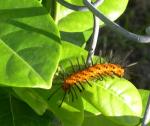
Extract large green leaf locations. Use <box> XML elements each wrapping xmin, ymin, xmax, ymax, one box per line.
<box><xmin>56</xmin><ymin>0</ymin><xmax>129</xmax><ymax>32</ymax></box>
<box><xmin>82</xmin><ymin>77</ymin><xmax>142</xmax><ymax>126</ymax></box>
<box><xmin>0</xmin><ymin>0</ymin><xmax>61</xmax><ymax>89</ymax></box>
<box><xmin>0</xmin><ymin>88</ymin><xmax>56</xmax><ymax>126</ymax></box>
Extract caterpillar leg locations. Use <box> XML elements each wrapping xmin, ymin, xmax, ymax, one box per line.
<box><xmin>59</xmin><ymin>91</ymin><xmax>67</xmax><ymax>107</ymax></box>
<box><xmin>48</xmin><ymin>86</ymin><xmax>61</xmax><ymax>100</ymax></box>
<box><xmin>76</xmin><ymin>57</ymin><xmax>81</xmax><ymax>70</ymax></box>
<box><xmin>81</xmin><ymin>56</ymin><xmax>88</xmax><ymax>68</ymax></box>
<box><xmin>68</xmin><ymin>88</ymin><xmax>74</xmax><ymax>102</ymax></box>
<box><xmin>98</xmin><ymin>74</ymin><xmax>103</xmax><ymax>81</ymax></box>
<box><xmin>72</xmin><ymin>86</ymin><xmax>78</xmax><ymax>99</ymax></box>
<box><xmin>69</xmin><ymin>59</ymin><xmax>76</xmax><ymax>72</ymax></box>
<box><xmin>85</xmin><ymin>79</ymin><xmax>92</xmax><ymax>87</ymax></box>
<box><xmin>59</xmin><ymin>64</ymin><xmax>69</xmax><ymax>77</ymax></box>
<box><xmin>78</xmin><ymin>81</ymin><xmax>85</xmax><ymax>90</ymax></box>
<box><xmin>105</xmin><ymin>72</ymin><xmax>114</xmax><ymax>78</ymax></box>
<box><xmin>75</xmin><ymin>83</ymin><xmax>82</xmax><ymax>92</ymax></box>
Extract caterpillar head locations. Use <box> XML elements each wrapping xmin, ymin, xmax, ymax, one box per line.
<box><xmin>62</xmin><ymin>83</ymin><xmax>70</xmax><ymax>92</ymax></box>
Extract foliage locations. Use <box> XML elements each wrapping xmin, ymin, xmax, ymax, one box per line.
<box><xmin>0</xmin><ymin>0</ymin><xmax>149</xmax><ymax>126</ymax></box>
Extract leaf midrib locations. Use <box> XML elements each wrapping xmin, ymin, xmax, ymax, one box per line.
<box><xmin>0</xmin><ymin>39</ymin><xmax>47</xmax><ymax>84</ymax></box>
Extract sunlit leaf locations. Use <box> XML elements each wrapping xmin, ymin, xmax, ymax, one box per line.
<box><xmin>0</xmin><ymin>0</ymin><xmax>61</xmax><ymax>89</ymax></box>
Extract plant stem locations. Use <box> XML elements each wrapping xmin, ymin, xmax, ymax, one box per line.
<box><xmin>86</xmin><ymin>15</ymin><xmax>100</xmax><ymax>65</ymax></box>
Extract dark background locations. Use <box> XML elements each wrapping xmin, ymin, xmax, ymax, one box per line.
<box><xmin>96</xmin><ymin>0</ymin><xmax>150</xmax><ymax>89</ymax></box>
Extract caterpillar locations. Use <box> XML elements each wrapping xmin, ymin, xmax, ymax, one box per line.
<box><xmin>48</xmin><ymin>51</ymin><xmax>135</xmax><ymax>107</ymax></box>
<box><xmin>62</xmin><ymin>63</ymin><xmax>124</xmax><ymax>91</ymax></box>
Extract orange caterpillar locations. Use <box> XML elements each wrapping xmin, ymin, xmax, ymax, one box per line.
<box><xmin>48</xmin><ymin>49</ymin><xmax>136</xmax><ymax>107</ymax></box>
<box><xmin>62</xmin><ymin>63</ymin><xmax>124</xmax><ymax>91</ymax></box>
<box><xmin>48</xmin><ymin>59</ymin><xmax>125</xmax><ymax>107</ymax></box>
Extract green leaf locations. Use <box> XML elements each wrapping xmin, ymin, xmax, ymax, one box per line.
<box><xmin>12</xmin><ymin>86</ymin><xmax>84</xmax><ymax>126</ymax></box>
<box><xmin>83</xmin><ymin>98</ymin><xmax>121</xmax><ymax>126</ymax></box>
<box><xmin>60</xmin><ymin>30</ymin><xmax>92</xmax><ymax>47</ymax></box>
<box><xmin>47</xmin><ymin>85</ymin><xmax>84</xmax><ymax>126</ymax></box>
<box><xmin>0</xmin><ymin>0</ymin><xmax>61</xmax><ymax>89</ymax></box>
<box><xmin>139</xmin><ymin>89</ymin><xmax>150</xmax><ymax>124</ymax></box>
<box><xmin>41</xmin><ymin>0</ymin><xmax>52</xmax><ymax>12</ymax></box>
<box><xmin>83</xmin><ymin>112</ymin><xmax>121</xmax><ymax>126</ymax></box>
<box><xmin>0</xmin><ymin>88</ymin><xmax>56</xmax><ymax>126</ymax></box>
<box><xmin>60</xmin><ymin>30</ymin><xmax>90</xmax><ymax>61</ymax></box>
<box><xmin>60</xmin><ymin>41</ymin><xmax>87</xmax><ymax>60</ymax></box>
<box><xmin>42</xmin><ymin>0</ymin><xmax>56</xmax><ymax>19</ymax></box>
<box><xmin>139</xmin><ymin>89</ymin><xmax>150</xmax><ymax>116</ymax></box>
<box><xmin>57</xmin><ymin>0</ymin><xmax>129</xmax><ymax>32</ymax></box>
<box><xmin>82</xmin><ymin>77</ymin><xmax>142</xmax><ymax>126</ymax></box>
<box><xmin>13</xmin><ymin>88</ymin><xmax>48</xmax><ymax>115</ymax></box>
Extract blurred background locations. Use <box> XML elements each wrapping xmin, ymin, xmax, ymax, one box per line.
<box><xmin>96</xmin><ymin>0</ymin><xmax>150</xmax><ymax>89</ymax></box>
